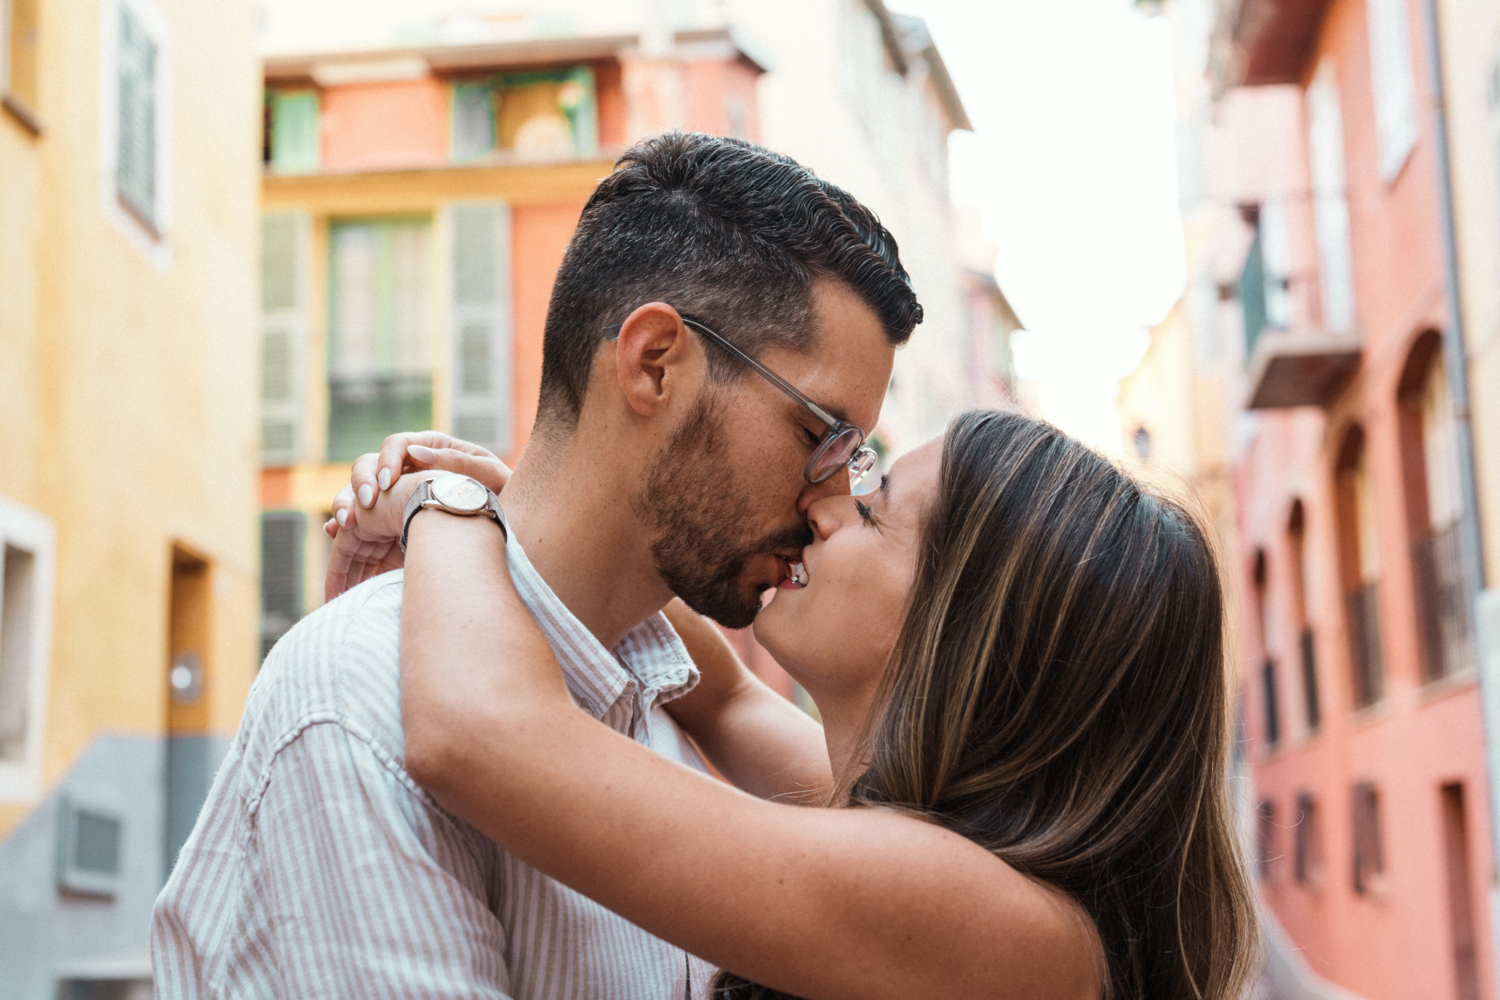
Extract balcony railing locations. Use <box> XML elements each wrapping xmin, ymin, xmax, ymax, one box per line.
<box><xmin>1412</xmin><ymin>522</ymin><xmax>1476</xmax><ymax>681</ymax></box>
<box><xmin>328</xmin><ymin>372</ymin><xmax>433</xmax><ymax>462</ymax></box>
<box><xmin>1347</xmin><ymin>582</ymin><xmax>1384</xmax><ymax>708</ymax></box>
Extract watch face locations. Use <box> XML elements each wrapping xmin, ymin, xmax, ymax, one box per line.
<box><xmin>430</xmin><ymin>473</ymin><xmax>489</xmax><ymax>513</ymax></box>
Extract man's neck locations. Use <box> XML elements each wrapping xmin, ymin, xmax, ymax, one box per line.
<box><xmin>499</xmin><ymin>430</ymin><xmax>675</xmax><ymax>651</ymax></box>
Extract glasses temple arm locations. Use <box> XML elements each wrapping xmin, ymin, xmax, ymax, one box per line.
<box><xmin>679</xmin><ymin>318</ymin><xmax>843</xmax><ymax>428</ymax></box>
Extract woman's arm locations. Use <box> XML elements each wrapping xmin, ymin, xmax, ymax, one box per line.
<box><xmin>659</xmin><ymin>600</ymin><xmax>832</xmax><ymax>804</ymax></box>
<box><xmin>400</xmin><ymin>511</ymin><xmax>1098</xmax><ymax>1000</ymax></box>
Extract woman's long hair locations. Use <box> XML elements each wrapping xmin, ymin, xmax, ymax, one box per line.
<box><xmin>715</xmin><ymin>410</ymin><xmax>1259</xmax><ymax>1000</ymax></box>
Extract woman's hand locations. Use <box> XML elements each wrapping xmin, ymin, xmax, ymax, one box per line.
<box><xmin>323</xmin><ymin>471</ymin><xmax>435</xmax><ymax>602</ymax></box>
<box><xmin>326</xmin><ymin>431</ymin><xmax>511</xmax><ymax>536</ymax></box>
<box><xmin>323</xmin><ymin>432</ymin><xmax>512</xmax><ymax>602</ymax></box>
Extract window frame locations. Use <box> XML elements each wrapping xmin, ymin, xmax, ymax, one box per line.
<box><xmin>97</xmin><ymin>0</ymin><xmax>173</xmax><ymax>268</ymax></box>
<box><xmin>0</xmin><ymin>496</ymin><xmax>56</xmax><ymax>804</ymax></box>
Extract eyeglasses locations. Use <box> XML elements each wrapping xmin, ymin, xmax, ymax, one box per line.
<box><xmin>605</xmin><ymin>314</ymin><xmax>879</xmax><ymax>488</ymax></box>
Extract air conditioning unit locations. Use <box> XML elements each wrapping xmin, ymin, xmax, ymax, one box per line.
<box><xmin>56</xmin><ymin>794</ymin><xmax>124</xmax><ymax>898</ymax></box>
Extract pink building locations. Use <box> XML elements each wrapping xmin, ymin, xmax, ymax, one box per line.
<box><xmin>1207</xmin><ymin>0</ymin><xmax>1492</xmax><ymax>997</ymax></box>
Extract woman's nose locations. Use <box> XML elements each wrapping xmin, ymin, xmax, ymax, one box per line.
<box><xmin>805</xmin><ymin>494</ymin><xmax>850</xmax><ymax>540</ymax></box>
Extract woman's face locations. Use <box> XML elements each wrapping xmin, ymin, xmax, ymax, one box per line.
<box><xmin>752</xmin><ymin>436</ymin><xmax>942</xmax><ymax>700</ymax></box>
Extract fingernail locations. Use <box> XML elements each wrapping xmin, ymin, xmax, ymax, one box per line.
<box><xmin>377</xmin><ymin>468</ymin><xmax>392</xmax><ymax>491</ymax></box>
<box><xmin>409</xmin><ymin>444</ymin><xmax>436</xmax><ymax>464</ymax></box>
<box><xmin>358</xmin><ymin>485</ymin><xmax>374</xmax><ymax>507</ymax></box>
<box><xmin>336</xmin><ymin>508</ymin><xmax>348</xmax><ymax>527</ymax></box>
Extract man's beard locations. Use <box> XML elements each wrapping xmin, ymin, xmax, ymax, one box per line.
<box><xmin>632</xmin><ymin>395</ymin><xmax>814</xmax><ymax>629</ymax></box>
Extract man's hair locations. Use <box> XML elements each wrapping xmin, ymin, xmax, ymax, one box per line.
<box><xmin>537</xmin><ymin>132</ymin><xmax>923</xmax><ymax>428</ymax></box>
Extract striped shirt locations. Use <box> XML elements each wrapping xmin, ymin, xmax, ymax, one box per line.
<box><xmin>151</xmin><ymin>525</ymin><xmax>718</xmax><ymax>999</ymax></box>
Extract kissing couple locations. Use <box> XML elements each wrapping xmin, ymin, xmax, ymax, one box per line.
<box><xmin>153</xmin><ymin>133</ymin><xmax>1259</xmax><ymax>1000</ymax></box>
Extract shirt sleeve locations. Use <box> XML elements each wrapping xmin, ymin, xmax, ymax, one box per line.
<box><xmin>247</xmin><ymin>721</ymin><xmax>515</xmax><ymax>999</ymax></box>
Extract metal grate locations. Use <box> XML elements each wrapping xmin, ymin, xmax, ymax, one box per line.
<box><xmin>1347</xmin><ymin>583</ymin><xmax>1384</xmax><ymax>707</ymax></box>
<box><xmin>1300</xmin><ymin>627</ymin><xmax>1320</xmax><ymax>730</ymax></box>
<box><xmin>1412</xmin><ymin>522</ymin><xmax>1476</xmax><ymax>681</ymax></box>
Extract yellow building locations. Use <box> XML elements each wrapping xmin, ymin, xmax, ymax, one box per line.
<box><xmin>0</xmin><ymin>0</ymin><xmax>260</xmax><ymax>994</ymax></box>
<box><xmin>1434</xmin><ymin>0</ymin><xmax>1500</xmax><ymax>603</ymax></box>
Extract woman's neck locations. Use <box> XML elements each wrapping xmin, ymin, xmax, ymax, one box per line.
<box><xmin>802</xmin><ymin>680</ymin><xmax>880</xmax><ymax>782</ymax></box>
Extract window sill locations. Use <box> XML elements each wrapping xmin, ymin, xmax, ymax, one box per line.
<box><xmin>1420</xmin><ymin>667</ymin><xmax>1477</xmax><ymax>704</ymax></box>
<box><xmin>1348</xmin><ymin>698</ymin><xmax>1391</xmax><ymax>729</ymax></box>
<box><xmin>2</xmin><ymin>93</ymin><xmax>43</xmax><ymax>137</ymax></box>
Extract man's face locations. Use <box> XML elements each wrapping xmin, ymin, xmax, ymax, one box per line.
<box><xmin>631</xmin><ymin>280</ymin><xmax>896</xmax><ymax>628</ymax></box>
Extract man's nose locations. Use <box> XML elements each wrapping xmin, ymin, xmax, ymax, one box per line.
<box><xmin>795</xmin><ymin>470</ymin><xmax>850</xmax><ymax>518</ymax></box>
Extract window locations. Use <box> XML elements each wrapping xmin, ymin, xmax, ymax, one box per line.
<box><xmin>1256</xmin><ymin>799</ymin><xmax>1277</xmax><ymax>881</ymax></box>
<box><xmin>260</xmin><ymin>511</ymin><xmax>305</xmax><ymax>661</ymax></box>
<box><xmin>261</xmin><ymin>212</ymin><xmax>310</xmax><ymax>465</ymax></box>
<box><xmin>1399</xmin><ymin>334</ymin><xmax>1475</xmax><ymax>680</ymax></box>
<box><xmin>1253</xmin><ymin>550</ymin><xmax>1280</xmax><ymax>748</ymax></box>
<box><xmin>1132</xmin><ymin>427</ymin><xmax>1151</xmax><ymax>463</ymax></box>
<box><xmin>1352</xmin><ymin>781</ymin><xmax>1385</xmax><ymax>894</ymax></box>
<box><xmin>449</xmin><ymin>67</ymin><xmax>597</xmax><ymax>162</ymax></box>
<box><xmin>1288</xmin><ymin>501</ymin><xmax>1320</xmax><ymax>731</ymax></box>
<box><xmin>1294</xmin><ymin>792</ymin><xmax>1323</xmax><ymax>887</ymax></box>
<box><xmin>1367</xmin><ymin>0</ymin><xmax>1419</xmax><ymax>180</ymax></box>
<box><xmin>115</xmin><ymin>5</ymin><xmax>157</xmax><ymax>225</ymax></box>
<box><xmin>1336</xmin><ymin>428</ymin><xmax>1384</xmax><ymax>707</ymax></box>
<box><xmin>1306</xmin><ymin>60</ymin><xmax>1356</xmax><ymax>332</ymax></box>
<box><xmin>99</xmin><ymin>0</ymin><xmax>171</xmax><ymax>259</ymax></box>
<box><xmin>0</xmin><ymin>497</ymin><xmax>54</xmax><ymax>803</ymax></box>
<box><xmin>1238</xmin><ymin>202</ymin><xmax>1289</xmax><ymax>357</ymax></box>
<box><xmin>265</xmin><ymin>89</ymin><xmax>320</xmax><ymax>175</ymax></box>
<box><xmin>327</xmin><ymin>217</ymin><xmax>433</xmax><ymax>460</ymax></box>
<box><xmin>1441</xmin><ymin>784</ymin><xmax>1481</xmax><ymax>1000</ymax></box>
<box><xmin>448</xmin><ymin>203</ymin><xmax>513</xmax><ymax>454</ymax></box>
<box><xmin>1</xmin><ymin>0</ymin><xmax>41</xmax><ymax>131</ymax></box>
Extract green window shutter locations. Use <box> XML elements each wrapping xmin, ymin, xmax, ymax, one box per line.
<box><xmin>448</xmin><ymin>203</ymin><xmax>512</xmax><ymax>454</ymax></box>
<box><xmin>115</xmin><ymin>6</ymin><xmax>157</xmax><ymax>226</ymax></box>
<box><xmin>259</xmin><ymin>511</ymin><xmax>306</xmax><ymax>661</ymax></box>
<box><xmin>261</xmin><ymin>212</ymin><xmax>310</xmax><ymax>466</ymax></box>
<box><xmin>452</xmin><ymin>83</ymin><xmax>496</xmax><ymax>161</ymax></box>
<box><xmin>270</xmin><ymin>90</ymin><xmax>320</xmax><ymax>175</ymax></box>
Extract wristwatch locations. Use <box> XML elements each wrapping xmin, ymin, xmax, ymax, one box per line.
<box><xmin>400</xmin><ymin>473</ymin><xmax>507</xmax><ymax>551</ymax></box>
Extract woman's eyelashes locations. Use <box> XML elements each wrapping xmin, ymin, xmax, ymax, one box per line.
<box><xmin>854</xmin><ymin>499</ymin><xmax>875</xmax><ymax>525</ymax></box>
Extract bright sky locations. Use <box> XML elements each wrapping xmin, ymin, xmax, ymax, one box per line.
<box><xmin>895</xmin><ymin>0</ymin><xmax>1185</xmax><ymax>455</ymax></box>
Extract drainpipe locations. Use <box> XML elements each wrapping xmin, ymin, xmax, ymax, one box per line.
<box><xmin>1418</xmin><ymin>0</ymin><xmax>1500</xmax><ymax>969</ymax></box>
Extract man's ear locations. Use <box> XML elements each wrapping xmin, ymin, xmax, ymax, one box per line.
<box><xmin>613</xmin><ymin>302</ymin><xmax>701</xmax><ymax>418</ymax></box>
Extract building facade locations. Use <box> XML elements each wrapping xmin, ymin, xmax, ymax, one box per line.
<box><xmin>1153</xmin><ymin>0</ymin><xmax>1499</xmax><ymax>997</ymax></box>
<box><xmin>254</xmin><ymin>0</ymin><xmax>989</xmax><ymax>682</ymax></box>
<box><xmin>0</xmin><ymin>0</ymin><xmax>262</xmax><ymax>997</ymax></box>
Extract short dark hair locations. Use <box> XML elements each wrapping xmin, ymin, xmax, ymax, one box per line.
<box><xmin>537</xmin><ymin>132</ymin><xmax>923</xmax><ymax>428</ymax></box>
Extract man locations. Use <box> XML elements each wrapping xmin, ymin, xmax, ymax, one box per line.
<box><xmin>151</xmin><ymin>132</ymin><xmax>921</xmax><ymax>998</ymax></box>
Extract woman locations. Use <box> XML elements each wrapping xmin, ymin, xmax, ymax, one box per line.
<box><xmin>329</xmin><ymin>410</ymin><xmax>1258</xmax><ymax>999</ymax></box>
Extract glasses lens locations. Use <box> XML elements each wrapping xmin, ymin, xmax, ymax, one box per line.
<box><xmin>807</xmin><ymin>425</ymin><xmax>865</xmax><ymax>484</ymax></box>
<box><xmin>847</xmin><ymin>447</ymin><xmax>878</xmax><ymax>489</ymax></box>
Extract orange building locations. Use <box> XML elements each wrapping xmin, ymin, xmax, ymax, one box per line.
<box><xmin>254</xmin><ymin>31</ymin><xmax>766</xmax><ymax>655</ymax></box>
<box><xmin>1193</xmin><ymin>0</ymin><xmax>1494</xmax><ymax>997</ymax></box>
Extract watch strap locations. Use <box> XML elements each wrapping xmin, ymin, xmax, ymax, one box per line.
<box><xmin>399</xmin><ymin>477</ymin><xmax>507</xmax><ymax>552</ymax></box>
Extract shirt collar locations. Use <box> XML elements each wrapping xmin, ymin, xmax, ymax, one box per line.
<box><xmin>501</xmin><ymin>523</ymin><xmax>700</xmax><ymax>725</ymax></box>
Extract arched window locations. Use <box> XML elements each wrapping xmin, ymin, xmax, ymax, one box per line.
<box><xmin>1398</xmin><ymin>332</ymin><xmax>1474</xmax><ymax>680</ymax></box>
<box><xmin>1288</xmin><ymin>501</ymin><xmax>1319</xmax><ymax>731</ymax></box>
<box><xmin>1335</xmin><ymin>427</ymin><xmax>1384</xmax><ymax>707</ymax></box>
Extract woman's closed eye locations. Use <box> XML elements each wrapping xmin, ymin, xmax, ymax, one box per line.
<box><xmin>855</xmin><ymin>499</ymin><xmax>875</xmax><ymax>525</ymax></box>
